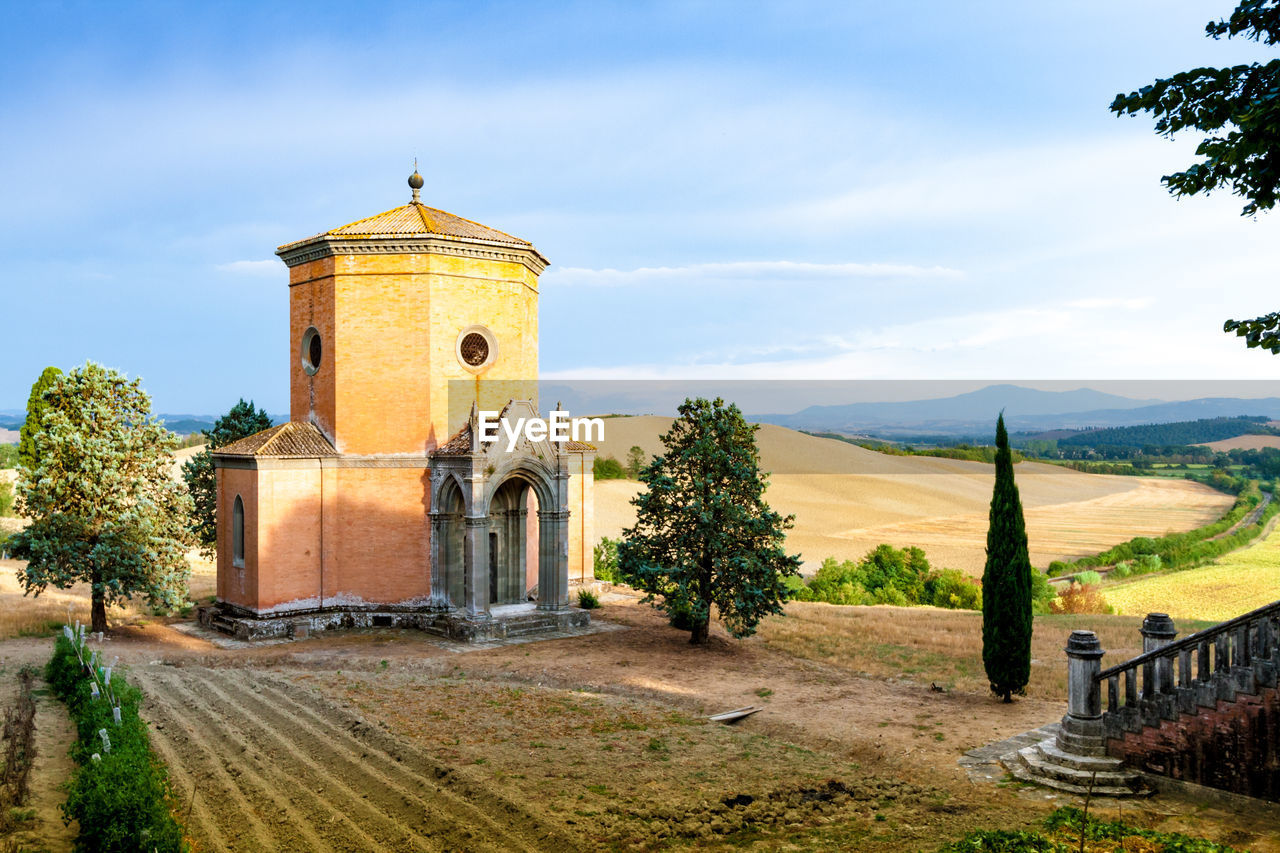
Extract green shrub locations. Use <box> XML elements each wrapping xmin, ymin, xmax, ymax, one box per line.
<box><xmin>1111</xmin><ymin>561</ymin><xmax>1132</xmax><ymax>579</ymax></box>
<box><xmin>801</xmin><ymin>546</ymin><xmax>982</xmax><ymax>611</ymax></box>
<box><xmin>923</xmin><ymin>568</ymin><xmax>982</xmax><ymax>610</ymax></box>
<box><xmin>47</xmin><ymin>632</ymin><xmax>185</xmax><ymax>853</ymax></box>
<box><xmin>593</xmin><ymin>456</ymin><xmax>626</xmax><ymax>480</ymax></box>
<box><xmin>577</xmin><ymin>589</ymin><xmax>600</xmax><ymax>609</ymax></box>
<box><xmin>1074</xmin><ymin>570</ymin><xmax>1103</xmax><ymax>587</ymax></box>
<box><xmin>1046</xmin><ymin>560</ymin><xmax>1071</xmax><ymax>577</ymax></box>
<box><xmin>0</xmin><ymin>479</ymin><xmax>13</xmax><ymax>517</ymax></box>
<box><xmin>593</xmin><ymin>536</ymin><xmax>620</xmax><ymax>582</ymax></box>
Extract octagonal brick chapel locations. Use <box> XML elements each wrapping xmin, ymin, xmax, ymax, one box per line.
<box><xmin>203</xmin><ymin>174</ymin><xmax>596</xmax><ymax>641</ymax></box>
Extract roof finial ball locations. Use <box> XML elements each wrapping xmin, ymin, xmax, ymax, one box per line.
<box><xmin>408</xmin><ymin>160</ymin><xmax>424</xmax><ymax>203</ymax></box>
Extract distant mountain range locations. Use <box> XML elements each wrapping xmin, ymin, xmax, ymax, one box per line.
<box><xmin>0</xmin><ymin>413</ymin><xmax>288</xmax><ymax>437</ymax></box>
<box><xmin>752</xmin><ymin>384</ymin><xmax>1280</xmax><ymax>436</ymax></box>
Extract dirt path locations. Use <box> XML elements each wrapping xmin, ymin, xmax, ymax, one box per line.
<box><xmin>134</xmin><ymin>665</ymin><xmax>574</xmax><ymax>853</ymax></box>
<box><xmin>16</xmin><ymin>685</ymin><xmax>79</xmax><ymax>852</ymax></box>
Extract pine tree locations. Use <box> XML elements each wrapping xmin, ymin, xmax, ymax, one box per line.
<box><xmin>982</xmin><ymin>412</ymin><xmax>1033</xmax><ymax>701</ymax></box>
<box><xmin>618</xmin><ymin>397</ymin><xmax>802</xmax><ymax>644</ymax></box>
<box><xmin>11</xmin><ymin>362</ymin><xmax>193</xmax><ymax>632</ymax></box>
<box><xmin>181</xmin><ymin>399</ymin><xmax>274</xmax><ymax>554</ymax></box>
<box><xmin>17</xmin><ymin>366</ymin><xmax>62</xmax><ymax>471</ymax></box>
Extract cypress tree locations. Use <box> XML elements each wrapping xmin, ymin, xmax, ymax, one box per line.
<box><xmin>17</xmin><ymin>366</ymin><xmax>62</xmax><ymax>471</ymax></box>
<box><xmin>982</xmin><ymin>412</ymin><xmax>1033</xmax><ymax>701</ymax></box>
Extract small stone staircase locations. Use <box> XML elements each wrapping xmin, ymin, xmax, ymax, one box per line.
<box><xmin>1006</xmin><ymin>736</ymin><xmax>1149</xmax><ymax>797</ymax></box>
<box><xmin>1003</xmin><ymin>603</ymin><xmax>1280</xmax><ymax>801</ymax></box>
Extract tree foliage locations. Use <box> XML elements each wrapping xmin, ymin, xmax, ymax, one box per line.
<box><xmin>1109</xmin><ymin>2</ymin><xmax>1280</xmax><ymax>354</ymax></box>
<box><xmin>181</xmin><ymin>398</ymin><xmax>273</xmax><ymax>553</ymax></box>
<box><xmin>1110</xmin><ymin>1</ymin><xmax>1280</xmax><ymax>217</ymax></box>
<box><xmin>17</xmin><ymin>366</ymin><xmax>62</xmax><ymax>471</ymax></box>
<box><xmin>982</xmin><ymin>414</ymin><xmax>1034</xmax><ymax>702</ymax></box>
<box><xmin>625</xmin><ymin>445</ymin><xmax>646</xmax><ymax>478</ymax></box>
<box><xmin>618</xmin><ymin>397</ymin><xmax>802</xmax><ymax>644</ymax></box>
<box><xmin>10</xmin><ymin>362</ymin><xmax>193</xmax><ymax>632</ymax></box>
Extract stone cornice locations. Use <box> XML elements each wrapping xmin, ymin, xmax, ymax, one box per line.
<box><xmin>276</xmin><ymin>235</ymin><xmax>549</xmax><ymax>275</ymax></box>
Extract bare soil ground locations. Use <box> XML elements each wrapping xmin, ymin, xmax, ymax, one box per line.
<box><xmin>592</xmin><ymin>417</ymin><xmax>1232</xmax><ymax>573</ymax></box>
<box><xmin>0</xmin><ymin>580</ymin><xmax>1275</xmax><ymax>852</ymax></box>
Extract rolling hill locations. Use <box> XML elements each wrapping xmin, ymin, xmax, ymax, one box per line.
<box><xmin>590</xmin><ymin>416</ymin><xmax>1233</xmax><ymax>574</ymax></box>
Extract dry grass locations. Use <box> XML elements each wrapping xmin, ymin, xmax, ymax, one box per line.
<box><xmin>756</xmin><ymin>601</ymin><xmax>1215</xmax><ymax>699</ymax></box>
<box><xmin>0</xmin><ymin>554</ymin><xmax>216</xmax><ymax>639</ymax></box>
<box><xmin>593</xmin><ymin>417</ymin><xmax>1233</xmax><ymax>573</ymax></box>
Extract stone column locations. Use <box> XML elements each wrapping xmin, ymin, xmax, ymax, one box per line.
<box><xmin>1141</xmin><ymin>612</ymin><xmax>1177</xmax><ymax>694</ymax></box>
<box><xmin>536</xmin><ymin>509</ymin><xmax>571</xmax><ymax>611</ymax></box>
<box><xmin>429</xmin><ymin>513</ymin><xmax>446</xmax><ymax>609</ymax></box>
<box><xmin>1056</xmin><ymin>630</ymin><xmax>1108</xmax><ymax>757</ymax></box>
<box><xmin>463</xmin><ymin>516</ymin><xmax>490</xmax><ymax>618</ymax></box>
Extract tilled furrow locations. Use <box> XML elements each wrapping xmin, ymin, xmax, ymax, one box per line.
<box><xmin>170</xmin><ymin>669</ymin><xmax>435</xmax><ymax>853</ymax></box>
<box><xmin>142</xmin><ymin>668</ymin><xmax>371</xmax><ymax>853</ymax></box>
<box><xmin>244</xmin><ymin>672</ymin><xmax>544</xmax><ymax>850</ymax></box>
<box><xmin>143</xmin><ymin>710</ymin><xmax>234</xmax><ymax>852</ymax></box>
<box><xmin>262</xmin><ymin>672</ymin><xmax>574</xmax><ymax>850</ymax></box>
<box><xmin>138</xmin><ymin>671</ymin><xmax>302</xmax><ymax>852</ymax></box>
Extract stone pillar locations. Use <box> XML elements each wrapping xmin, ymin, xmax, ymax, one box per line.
<box><xmin>429</xmin><ymin>514</ymin><xmax>446</xmax><ymax>608</ymax></box>
<box><xmin>1141</xmin><ymin>612</ymin><xmax>1177</xmax><ymax>694</ymax></box>
<box><xmin>536</xmin><ymin>509</ymin><xmax>570</xmax><ymax>611</ymax></box>
<box><xmin>463</xmin><ymin>516</ymin><xmax>490</xmax><ymax>618</ymax></box>
<box><xmin>1056</xmin><ymin>630</ymin><xmax>1108</xmax><ymax>757</ymax></box>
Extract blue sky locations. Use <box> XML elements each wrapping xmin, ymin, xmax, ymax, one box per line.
<box><xmin>3</xmin><ymin>1</ymin><xmax>1279</xmax><ymax>414</ymax></box>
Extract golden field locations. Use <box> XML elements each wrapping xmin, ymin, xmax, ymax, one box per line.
<box><xmin>1198</xmin><ymin>434</ymin><xmax>1280</xmax><ymax>451</ymax></box>
<box><xmin>592</xmin><ymin>416</ymin><xmax>1234</xmax><ymax>573</ymax></box>
<box><xmin>1105</xmin><ymin>529</ymin><xmax>1280</xmax><ymax>622</ymax></box>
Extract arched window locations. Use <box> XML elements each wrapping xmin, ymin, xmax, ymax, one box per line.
<box><xmin>232</xmin><ymin>495</ymin><xmax>245</xmax><ymax>568</ymax></box>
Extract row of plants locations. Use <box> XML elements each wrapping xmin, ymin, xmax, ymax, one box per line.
<box><xmin>1046</xmin><ymin>481</ymin><xmax>1279</xmax><ymax>576</ymax></box>
<box><xmin>598</xmin><ymin>537</ymin><xmax>1060</xmax><ymax>614</ymax></box>
<box><xmin>47</xmin><ymin>625</ymin><xmax>186</xmax><ymax>853</ymax></box>
<box><xmin>790</xmin><ymin>545</ymin><xmax>987</xmax><ymax>610</ymax></box>
<box><xmin>938</xmin><ymin>805</ymin><xmax>1241</xmax><ymax>852</ymax></box>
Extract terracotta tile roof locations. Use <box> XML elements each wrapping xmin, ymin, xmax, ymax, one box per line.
<box><xmin>434</xmin><ymin>423</ymin><xmax>474</xmax><ymax>456</ymax></box>
<box><xmin>278</xmin><ymin>202</ymin><xmax>532</xmax><ymax>252</ymax></box>
<box><xmin>563</xmin><ymin>440</ymin><xmax>596</xmax><ymax>452</ymax></box>
<box><xmin>213</xmin><ymin>422</ymin><xmax>338</xmax><ymax>458</ymax></box>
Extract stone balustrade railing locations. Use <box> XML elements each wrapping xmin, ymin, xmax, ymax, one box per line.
<box><xmin>1058</xmin><ymin>602</ymin><xmax>1280</xmax><ymax>758</ymax></box>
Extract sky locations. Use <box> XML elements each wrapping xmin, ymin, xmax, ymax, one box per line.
<box><xmin>3</xmin><ymin>1</ymin><xmax>1279</xmax><ymax>415</ymax></box>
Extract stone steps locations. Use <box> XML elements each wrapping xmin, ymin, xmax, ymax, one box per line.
<box><xmin>1003</xmin><ymin>737</ymin><xmax>1150</xmax><ymax>798</ymax></box>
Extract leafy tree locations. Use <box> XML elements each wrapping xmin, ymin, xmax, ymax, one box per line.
<box><xmin>181</xmin><ymin>399</ymin><xmax>273</xmax><ymax>553</ymax></box>
<box><xmin>10</xmin><ymin>362</ymin><xmax>193</xmax><ymax>632</ymax></box>
<box><xmin>1108</xmin><ymin>1</ymin><xmax>1280</xmax><ymax>351</ymax></box>
<box><xmin>17</xmin><ymin>366</ymin><xmax>62</xmax><ymax>471</ymax></box>
<box><xmin>982</xmin><ymin>414</ymin><xmax>1033</xmax><ymax>702</ymax></box>
<box><xmin>625</xmin><ymin>445</ymin><xmax>646</xmax><ymax>478</ymax></box>
<box><xmin>618</xmin><ymin>397</ymin><xmax>801</xmax><ymax>644</ymax></box>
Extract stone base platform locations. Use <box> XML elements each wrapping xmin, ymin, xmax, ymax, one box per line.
<box><xmin>1004</xmin><ymin>737</ymin><xmax>1151</xmax><ymax>798</ymax></box>
<box><xmin>198</xmin><ymin>601</ymin><xmax>590</xmax><ymax>643</ymax></box>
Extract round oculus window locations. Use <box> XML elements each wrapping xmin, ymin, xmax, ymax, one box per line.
<box><xmin>455</xmin><ymin>326</ymin><xmax>497</xmax><ymax>372</ymax></box>
<box><xmin>460</xmin><ymin>333</ymin><xmax>489</xmax><ymax>367</ymax></box>
<box><xmin>301</xmin><ymin>327</ymin><xmax>322</xmax><ymax>375</ymax></box>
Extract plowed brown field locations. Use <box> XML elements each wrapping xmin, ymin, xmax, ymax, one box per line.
<box><xmin>136</xmin><ymin>665</ymin><xmax>571</xmax><ymax>852</ymax></box>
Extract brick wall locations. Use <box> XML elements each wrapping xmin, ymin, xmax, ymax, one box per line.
<box><xmin>1107</xmin><ymin>683</ymin><xmax>1280</xmax><ymax>801</ymax></box>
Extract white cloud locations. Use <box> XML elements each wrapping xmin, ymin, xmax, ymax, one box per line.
<box><xmin>546</xmin><ymin>260</ymin><xmax>963</xmax><ymax>287</ymax></box>
<box><xmin>216</xmin><ymin>259</ymin><xmax>279</xmax><ymax>276</ymax></box>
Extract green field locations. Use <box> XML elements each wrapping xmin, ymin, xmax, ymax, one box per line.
<box><xmin>1105</xmin><ymin>525</ymin><xmax>1280</xmax><ymax>622</ymax></box>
